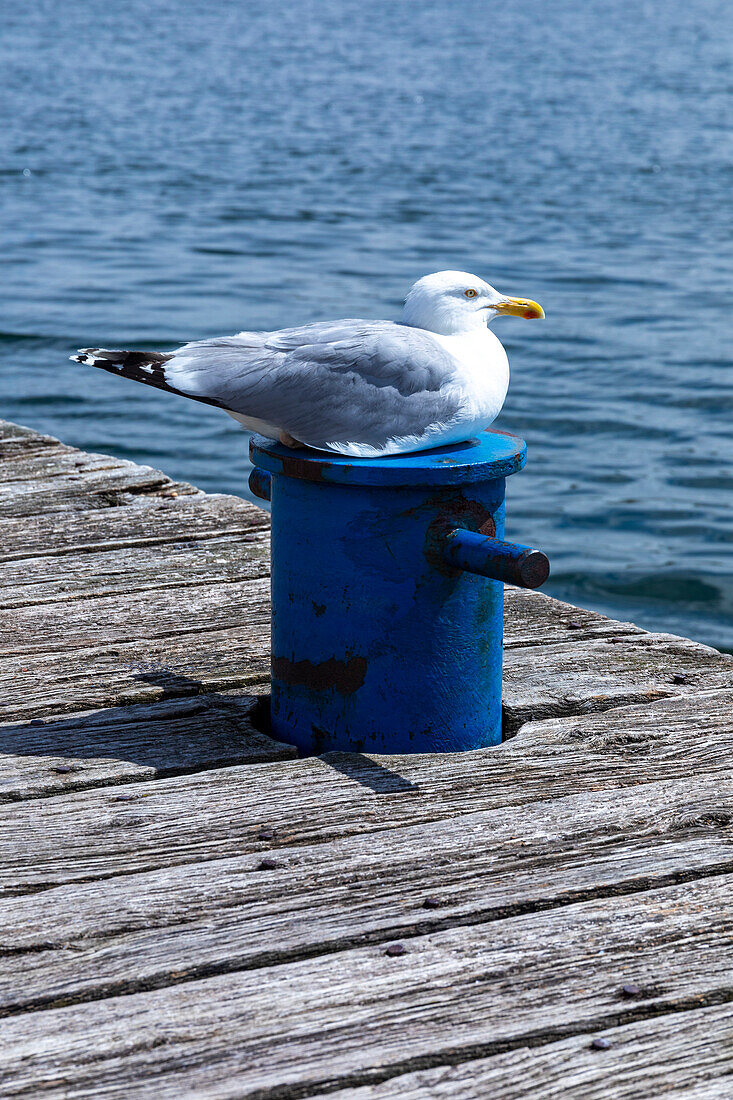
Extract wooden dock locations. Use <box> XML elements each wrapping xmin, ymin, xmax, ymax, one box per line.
<box><xmin>1</xmin><ymin>417</ymin><xmax>732</xmax><ymax>1098</ymax></box>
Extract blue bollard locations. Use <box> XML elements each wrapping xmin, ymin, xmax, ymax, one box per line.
<box><xmin>249</xmin><ymin>429</ymin><xmax>549</xmax><ymax>755</ymax></box>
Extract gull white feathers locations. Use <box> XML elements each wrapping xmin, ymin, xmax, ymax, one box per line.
<box><xmin>71</xmin><ymin>271</ymin><xmax>544</xmax><ymax>457</ymax></box>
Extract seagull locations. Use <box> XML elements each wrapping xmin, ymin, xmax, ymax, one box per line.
<box><xmin>71</xmin><ymin>271</ymin><xmax>543</xmax><ymax>457</ymax></box>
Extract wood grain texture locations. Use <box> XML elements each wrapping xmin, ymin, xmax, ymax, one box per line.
<box><xmin>0</xmin><ymin>553</ymin><xmax>638</xmax><ymax>643</ymax></box>
<box><xmin>5</xmin><ymin>592</ymin><xmax>711</xmax><ymax>733</ymax></box>
<box><xmin>2</xmin><ymin>596</ymin><xmax>726</xmax><ymax>727</ymax></box>
<box><xmin>0</xmin><ymin>461</ymin><xmax>196</xmax><ymax>517</ymax></box>
<box><xmin>0</xmin><ymin>690</ymin><xmax>731</xmax><ymax>894</ymax></box>
<box><xmin>659</xmin><ymin>1086</ymin><xmax>733</xmax><ymax>1100</ymax></box>
<box><xmin>503</xmin><ymin>631</ymin><xmax>733</xmax><ymax>732</ymax></box>
<box><xmin>311</xmin><ymin>1004</ymin><xmax>733</xmax><ymax>1100</ymax></box>
<box><xmin>0</xmin><ymin>492</ymin><xmax>268</xmax><ymax>562</ymax></box>
<box><xmin>0</xmin><ymin>876</ymin><xmax>731</xmax><ymax>1098</ymax></box>
<box><xmin>0</xmin><ymin>421</ymin><xmax>61</xmax><ymax>445</ymax></box>
<box><xmin>0</xmin><ymin>694</ymin><xmax>294</xmax><ymax>802</ymax></box>
<box><xmin>0</xmin><ymin>775</ymin><xmax>731</xmax><ymax>1016</ymax></box>
<box><xmin>0</xmin><ymin>449</ymin><xmax>144</xmax><ymax>484</ymax></box>
<box><xmin>0</xmin><ymin>439</ymin><xmax>72</xmax><ymax>465</ymax></box>
<box><xmin>2</xmin><ymin>418</ymin><xmax>730</xmax><ymax>1098</ymax></box>
<box><xmin>6</xmin><ymin>578</ymin><xmax>685</xmax><ymax>665</ymax></box>
<box><xmin>502</xmin><ymin>586</ymin><xmax>643</xmax><ymax>648</ymax></box>
<box><xmin>0</xmin><ymin>534</ymin><xmax>270</xmax><ymax>607</ymax></box>
<box><xmin>0</xmin><ymin>625</ymin><xmax>271</xmax><ymax>721</ymax></box>
<box><xmin>5</xmin><ymin>421</ymin><xmax>721</xmax><ymax>743</ymax></box>
<box><xmin>0</xmin><ymin>575</ymin><xmax>272</xmax><ymax>656</ymax></box>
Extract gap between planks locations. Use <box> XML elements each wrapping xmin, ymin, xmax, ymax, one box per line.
<box><xmin>0</xmin><ymin>772</ymin><xmax>732</xmax><ymax>1019</ymax></box>
<box><xmin>301</xmin><ymin>1003</ymin><xmax>733</xmax><ymax>1100</ymax></box>
<box><xmin>2</xmin><ymin>420</ymin><xmax>732</xmax><ymax>1097</ymax></box>
<box><xmin>1</xmin><ymin>688</ymin><xmax>732</xmax><ymax>896</ymax></box>
<box><xmin>0</xmin><ymin>496</ymin><xmax>270</xmax><ymax>564</ymax></box>
<box><xmin>0</xmin><ymin>875</ymin><xmax>732</xmax><ymax>1099</ymax></box>
<box><xmin>0</xmin><ymin>695</ymin><xmax>293</xmax><ymax>803</ymax></box>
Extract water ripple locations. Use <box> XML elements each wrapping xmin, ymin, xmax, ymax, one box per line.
<box><xmin>0</xmin><ymin>0</ymin><xmax>731</xmax><ymax>650</ymax></box>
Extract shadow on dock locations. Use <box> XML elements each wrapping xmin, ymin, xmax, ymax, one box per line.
<box><xmin>2</xmin><ymin>669</ymin><xmax>416</xmax><ymax>797</ymax></box>
<box><xmin>0</xmin><ymin>669</ymin><xmax>296</xmax><ymax>795</ymax></box>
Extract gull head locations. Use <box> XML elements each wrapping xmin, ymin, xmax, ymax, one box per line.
<box><xmin>403</xmin><ymin>271</ymin><xmax>544</xmax><ymax>336</ymax></box>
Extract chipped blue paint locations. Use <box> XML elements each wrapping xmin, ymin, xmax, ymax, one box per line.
<box><xmin>249</xmin><ymin>429</ymin><xmax>548</xmax><ymax>755</ymax></box>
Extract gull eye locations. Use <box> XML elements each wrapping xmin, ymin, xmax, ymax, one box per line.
<box><xmin>464</xmin><ymin>288</ymin><xmax>478</xmax><ymax>299</ymax></box>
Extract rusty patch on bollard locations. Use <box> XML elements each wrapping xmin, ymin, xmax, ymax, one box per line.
<box><xmin>421</xmin><ymin>491</ymin><xmax>499</xmax><ymax>574</ymax></box>
<box><xmin>272</xmin><ymin>654</ymin><xmax>368</xmax><ymax>694</ymax></box>
<box><xmin>278</xmin><ymin>454</ymin><xmax>354</xmax><ymax>483</ymax></box>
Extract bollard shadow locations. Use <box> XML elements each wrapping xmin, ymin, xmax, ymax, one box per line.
<box><xmin>250</xmin><ymin>696</ymin><xmax>419</xmax><ymax>794</ymax></box>
<box><xmin>0</xmin><ymin>668</ymin><xmax>285</xmax><ymax>784</ymax></box>
<box><xmin>5</xmin><ymin>671</ymin><xmax>418</xmax><ymax>798</ymax></box>
<box><xmin>318</xmin><ymin>751</ymin><xmax>419</xmax><ymax>794</ymax></box>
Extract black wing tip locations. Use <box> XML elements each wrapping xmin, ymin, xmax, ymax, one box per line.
<box><xmin>70</xmin><ymin>349</ymin><xmax>101</xmax><ymax>364</ymax></box>
<box><xmin>69</xmin><ymin>348</ymin><xmax>169</xmax><ymax>369</ymax></box>
<box><xmin>69</xmin><ymin>347</ymin><xmax>185</xmax><ymax>395</ymax></box>
<box><xmin>67</xmin><ymin>347</ymin><xmax>227</xmax><ymax>413</ymax></box>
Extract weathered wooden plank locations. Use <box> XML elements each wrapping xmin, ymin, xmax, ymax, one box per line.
<box><xmin>0</xmin><ymin>462</ymin><xmax>195</xmax><ymax>517</ymax></box>
<box><xmin>4</xmin><ymin>593</ymin><xmax>704</xmax><ymax>731</ymax></box>
<box><xmin>0</xmin><ymin>553</ymin><xmax>639</xmax><ymax>652</ymax></box>
<box><xmin>660</xmin><ymin>1086</ymin><xmax>733</xmax><ymax>1100</ymax></box>
<box><xmin>0</xmin><ymin>627</ymin><xmax>271</xmax><ymax>721</ymax></box>
<box><xmin>502</xmin><ymin>587</ymin><xmax>642</xmax><ymax>648</ymax></box>
<box><xmin>503</xmin><ymin>632</ymin><xmax>732</xmax><ymax>733</ymax></box>
<box><xmin>311</xmin><ymin>1004</ymin><xmax>733</xmax><ymax>1100</ymax></box>
<box><xmin>0</xmin><ymin>694</ymin><xmax>294</xmax><ymax>802</ymax></box>
<box><xmin>0</xmin><ymin>876</ymin><xmax>731</xmax><ymax>1098</ymax></box>
<box><xmin>0</xmin><ymin>776</ymin><xmax>731</xmax><ymax>1015</ymax></box>
<box><xmin>0</xmin><ymin>420</ymin><xmax>57</xmax><ymax>443</ymax></box>
<box><xmin>1</xmin><ymin>579</ymin><xmax>644</xmax><ymax>658</ymax></box>
<box><xmin>0</xmin><ymin>417</ymin><xmax>728</xmax><ymax>1097</ymax></box>
<box><xmin>3</xmin><ymin>579</ymin><xmax>727</xmax><ymax>721</ymax></box>
<box><xmin>0</xmin><ymin>690</ymin><xmax>731</xmax><ymax>894</ymax></box>
<box><xmin>0</xmin><ymin>584</ymin><xmax>639</xmax><ymax>666</ymax></box>
<box><xmin>0</xmin><ymin>449</ymin><xmax>139</xmax><ymax>484</ymax></box>
<box><xmin>0</xmin><ymin>534</ymin><xmax>270</xmax><ymax>607</ymax></box>
<box><xmin>0</xmin><ymin>576</ymin><xmax>271</xmax><ymax>656</ymax></box>
<box><xmin>0</xmin><ymin>438</ymin><xmax>72</xmax><ymax>463</ymax></box>
<box><xmin>0</xmin><ymin>423</ymin><xmax>641</xmax><ymax>648</ymax></box>
<box><xmin>0</xmin><ymin>492</ymin><xmax>268</xmax><ymax>562</ymax></box>
<box><xmin>516</xmin><ymin>687</ymin><xmax>733</xmax><ymax>751</ymax></box>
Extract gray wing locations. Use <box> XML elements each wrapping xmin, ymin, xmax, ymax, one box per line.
<box><xmin>163</xmin><ymin>319</ymin><xmax>464</xmax><ymax>451</ymax></box>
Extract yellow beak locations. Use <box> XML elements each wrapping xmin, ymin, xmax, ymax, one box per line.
<box><xmin>492</xmin><ymin>296</ymin><xmax>545</xmax><ymax>320</ymax></box>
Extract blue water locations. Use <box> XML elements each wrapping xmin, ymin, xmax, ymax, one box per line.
<box><xmin>1</xmin><ymin>0</ymin><xmax>732</xmax><ymax>649</ymax></box>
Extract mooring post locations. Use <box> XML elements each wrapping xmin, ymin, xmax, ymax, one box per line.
<box><xmin>249</xmin><ymin>429</ymin><xmax>548</xmax><ymax>755</ymax></box>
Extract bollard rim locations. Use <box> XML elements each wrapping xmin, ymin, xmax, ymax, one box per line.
<box><xmin>250</xmin><ymin>429</ymin><xmax>527</xmax><ymax>487</ymax></box>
